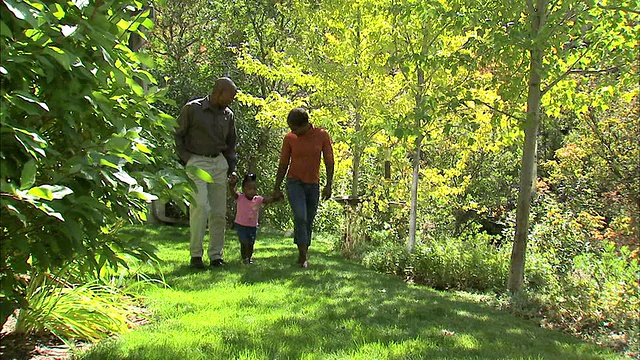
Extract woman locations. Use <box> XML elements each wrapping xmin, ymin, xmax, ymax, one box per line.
<box><xmin>273</xmin><ymin>107</ymin><xmax>334</xmax><ymax>268</ymax></box>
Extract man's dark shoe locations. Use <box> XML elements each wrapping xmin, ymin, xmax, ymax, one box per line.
<box><xmin>190</xmin><ymin>257</ymin><xmax>205</xmax><ymax>269</ymax></box>
<box><xmin>210</xmin><ymin>259</ymin><xmax>226</xmax><ymax>267</ymax></box>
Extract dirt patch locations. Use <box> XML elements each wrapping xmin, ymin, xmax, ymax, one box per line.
<box><xmin>0</xmin><ymin>329</ymin><xmax>89</xmax><ymax>360</ymax></box>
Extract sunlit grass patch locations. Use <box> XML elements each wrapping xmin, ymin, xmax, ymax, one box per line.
<box><xmin>77</xmin><ymin>225</ymin><xmax>625</xmax><ymax>360</ymax></box>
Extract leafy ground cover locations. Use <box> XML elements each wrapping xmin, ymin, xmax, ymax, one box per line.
<box><xmin>70</xmin><ymin>224</ymin><xmax>630</xmax><ymax>360</ymax></box>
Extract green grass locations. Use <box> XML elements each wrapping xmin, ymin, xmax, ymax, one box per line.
<box><xmin>77</xmin><ymin>225</ymin><xmax>625</xmax><ymax>360</ymax></box>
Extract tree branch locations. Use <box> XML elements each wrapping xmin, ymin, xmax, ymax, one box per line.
<box><xmin>569</xmin><ymin>66</ymin><xmax>620</xmax><ymax>74</ymax></box>
<box><xmin>541</xmin><ymin>45</ymin><xmax>590</xmax><ymax>96</ymax></box>
<box><xmin>471</xmin><ymin>99</ymin><xmax>520</xmax><ymax>120</ymax></box>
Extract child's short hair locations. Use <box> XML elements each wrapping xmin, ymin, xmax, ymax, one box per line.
<box><xmin>242</xmin><ymin>173</ymin><xmax>257</xmax><ymax>186</ymax></box>
<box><xmin>287</xmin><ymin>107</ymin><xmax>309</xmax><ymax>127</ymax></box>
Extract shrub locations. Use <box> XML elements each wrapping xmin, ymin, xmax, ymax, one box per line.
<box><xmin>407</xmin><ymin>231</ymin><xmax>509</xmax><ymax>292</ymax></box>
<box><xmin>14</xmin><ymin>271</ymin><xmax>145</xmax><ymax>343</ymax></box>
<box><xmin>538</xmin><ymin>242</ymin><xmax>639</xmax><ymax>351</ymax></box>
<box><xmin>361</xmin><ymin>236</ymin><xmax>410</xmax><ymax>276</ymax></box>
<box><xmin>361</xmin><ymin>228</ymin><xmax>510</xmax><ymax>292</ymax></box>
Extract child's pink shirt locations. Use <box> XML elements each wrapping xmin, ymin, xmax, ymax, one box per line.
<box><xmin>234</xmin><ymin>192</ymin><xmax>264</xmax><ymax>227</ymax></box>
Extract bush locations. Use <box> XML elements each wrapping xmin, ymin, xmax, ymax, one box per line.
<box><xmin>354</xmin><ymin>214</ymin><xmax>639</xmax><ymax>354</ymax></box>
<box><xmin>0</xmin><ymin>0</ymin><xmax>180</xmax><ymax>324</ymax></box>
<box><xmin>407</xmin><ymin>231</ymin><xmax>509</xmax><ymax>292</ymax></box>
<box><xmin>14</xmin><ymin>271</ymin><xmax>144</xmax><ymax>342</ymax></box>
<box><xmin>361</xmin><ymin>236</ymin><xmax>410</xmax><ymax>276</ymax></box>
<box><xmin>537</xmin><ymin>242</ymin><xmax>639</xmax><ymax>351</ymax></box>
<box><xmin>361</xmin><ymin>228</ymin><xmax>510</xmax><ymax>292</ymax></box>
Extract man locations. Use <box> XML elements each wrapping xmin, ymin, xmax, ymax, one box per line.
<box><xmin>273</xmin><ymin>107</ymin><xmax>334</xmax><ymax>268</ymax></box>
<box><xmin>175</xmin><ymin>77</ymin><xmax>238</xmax><ymax>268</ymax></box>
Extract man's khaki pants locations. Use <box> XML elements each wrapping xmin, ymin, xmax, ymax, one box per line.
<box><xmin>186</xmin><ymin>154</ymin><xmax>228</xmax><ymax>261</ymax></box>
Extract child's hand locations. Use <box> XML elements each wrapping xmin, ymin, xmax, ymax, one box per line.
<box><xmin>263</xmin><ymin>191</ymin><xmax>284</xmax><ymax>204</ymax></box>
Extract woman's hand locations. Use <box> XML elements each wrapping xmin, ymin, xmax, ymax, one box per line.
<box><xmin>322</xmin><ymin>184</ymin><xmax>332</xmax><ymax>200</ymax></box>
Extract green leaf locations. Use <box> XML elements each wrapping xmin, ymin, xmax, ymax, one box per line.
<box><xmin>116</xmin><ymin>18</ymin><xmax>132</xmax><ymax>32</ymax></box>
<box><xmin>51</xmin><ymin>3</ymin><xmax>65</xmax><ymax>20</ymax></box>
<box><xmin>129</xmin><ymin>187</ymin><xmax>158</xmax><ymax>201</ymax></box>
<box><xmin>15</xmin><ymin>91</ymin><xmax>50</xmax><ymax>112</ymax></box>
<box><xmin>19</xmin><ymin>159</ymin><xmax>37</xmax><ymax>190</ymax></box>
<box><xmin>113</xmin><ymin>170</ymin><xmax>137</xmax><ymax>185</ymax></box>
<box><xmin>36</xmin><ymin>202</ymin><xmax>64</xmax><ymax>221</ymax></box>
<box><xmin>5</xmin><ymin>204</ymin><xmax>27</xmax><ymax>226</ymax></box>
<box><xmin>27</xmin><ymin>186</ymin><xmax>53</xmax><ymax>201</ymax></box>
<box><xmin>99</xmin><ymin>158</ymin><xmax>120</xmax><ymax>169</ymax></box>
<box><xmin>99</xmin><ymin>46</ymin><xmax>114</xmax><ymax>66</ymax></box>
<box><xmin>134</xmin><ymin>143</ymin><xmax>152</xmax><ymax>154</ymax></box>
<box><xmin>126</xmin><ymin>77</ymin><xmax>144</xmax><ymax>96</ymax></box>
<box><xmin>7</xmin><ymin>94</ymin><xmax>45</xmax><ymax>115</ymax></box>
<box><xmin>186</xmin><ymin>166</ymin><xmax>214</xmax><ymax>183</ymax></box>
<box><xmin>3</xmin><ymin>0</ymin><xmax>27</xmax><ymax>20</ymax></box>
<box><xmin>38</xmin><ymin>185</ymin><xmax>73</xmax><ymax>199</ymax></box>
<box><xmin>14</xmin><ymin>128</ymin><xmax>47</xmax><ymax>157</ymax></box>
<box><xmin>105</xmin><ymin>137</ymin><xmax>130</xmax><ymax>152</ymax></box>
<box><xmin>43</xmin><ymin>46</ymin><xmax>72</xmax><ymax>70</ymax></box>
<box><xmin>0</xmin><ymin>21</ymin><xmax>13</xmax><ymax>39</ymax></box>
<box><xmin>141</xmin><ymin>17</ymin><xmax>154</xmax><ymax>30</ymax></box>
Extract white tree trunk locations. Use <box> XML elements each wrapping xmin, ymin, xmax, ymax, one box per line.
<box><xmin>351</xmin><ymin>111</ymin><xmax>362</xmax><ymax>196</ymax></box>
<box><xmin>408</xmin><ymin>133</ymin><xmax>422</xmax><ymax>253</ymax></box>
<box><xmin>508</xmin><ymin>0</ymin><xmax>547</xmax><ymax>293</ymax></box>
<box><xmin>408</xmin><ymin>67</ymin><xmax>425</xmax><ymax>253</ymax></box>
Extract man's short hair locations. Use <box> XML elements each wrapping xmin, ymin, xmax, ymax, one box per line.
<box><xmin>212</xmin><ymin>77</ymin><xmax>237</xmax><ymax>94</ymax></box>
<box><xmin>287</xmin><ymin>107</ymin><xmax>309</xmax><ymax>127</ymax></box>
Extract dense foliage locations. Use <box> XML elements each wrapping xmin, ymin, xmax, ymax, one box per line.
<box><xmin>0</xmin><ymin>0</ymin><xmax>188</xmax><ymax>327</ymax></box>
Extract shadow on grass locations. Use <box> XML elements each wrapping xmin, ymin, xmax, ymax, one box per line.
<box><xmin>97</xmin><ymin>225</ymin><xmax>616</xmax><ymax>360</ymax></box>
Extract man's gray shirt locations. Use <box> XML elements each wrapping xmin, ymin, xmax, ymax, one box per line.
<box><xmin>174</xmin><ymin>96</ymin><xmax>237</xmax><ymax>173</ymax></box>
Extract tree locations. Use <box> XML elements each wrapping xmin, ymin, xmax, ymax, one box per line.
<box><xmin>508</xmin><ymin>0</ymin><xmax>547</xmax><ymax>294</ymax></box>
<box><xmin>388</xmin><ymin>0</ymin><xmax>478</xmax><ymax>252</ymax></box>
<box><xmin>296</xmin><ymin>0</ymin><xmax>399</xmax><ymax>197</ymax></box>
<box><xmin>149</xmin><ymin>0</ymin><xmax>232</xmax><ymax>108</ymax></box>
<box><xmin>468</xmin><ymin>0</ymin><xmax>640</xmax><ymax>293</ymax></box>
<box><xmin>0</xmin><ymin>0</ymin><xmax>181</xmax><ymax>323</ymax></box>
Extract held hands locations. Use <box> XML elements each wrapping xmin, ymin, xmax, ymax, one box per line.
<box><xmin>228</xmin><ymin>172</ymin><xmax>238</xmax><ymax>187</ymax></box>
<box><xmin>273</xmin><ymin>189</ymin><xmax>284</xmax><ymax>200</ymax></box>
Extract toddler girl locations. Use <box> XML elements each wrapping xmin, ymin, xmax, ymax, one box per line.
<box><xmin>230</xmin><ymin>173</ymin><xmax>283</xmax><ymax>264</ymax></box>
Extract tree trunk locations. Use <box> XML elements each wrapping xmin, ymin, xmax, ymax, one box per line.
<box><xmin>408</xmin><ymin>67</ymin><xmax>425</xmax><ymax>253</ymax></box>
<box><xmin>408</xmin><ymin>132</ymin><xmax>422</xmax><ymax>253</ymax></box>
<box><xmin>351</xmin><ymin>111</ymin><xmax>362</xmax><ymax>196</ymax></box>
<box><xmin>508</xmin><ymin>0</ymin><xmax>547</xmax><ymax>294</ymax></box>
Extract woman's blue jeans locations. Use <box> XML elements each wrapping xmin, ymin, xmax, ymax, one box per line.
<box><xmin>286</xmin><ymin>179</ymin><xmax>319</xmax><ymax>247</ymax></box>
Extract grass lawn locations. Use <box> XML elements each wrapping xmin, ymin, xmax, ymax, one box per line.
<box><xmin>77</xmin><ymin>225</ymin><xmax>624</xmax><ymax>360</ymax></box>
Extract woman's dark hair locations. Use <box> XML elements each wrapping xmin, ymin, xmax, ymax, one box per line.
<box><xmin>287</xmin><ymin>107</ymin><xmax>309</xmax><ymax>127</ymax></box>
<box><xmin>242</xmin><ymin>173</ymin><xmax>257</xmax><ymax>186</ymax></box>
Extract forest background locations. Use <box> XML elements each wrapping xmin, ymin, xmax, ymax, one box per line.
<box><xmin>0</xmin><ymin>0</ymin><xmax>638</xmax><ymax>357</ymax></box>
